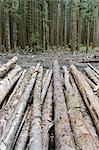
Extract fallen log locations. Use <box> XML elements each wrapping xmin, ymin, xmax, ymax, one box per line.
<box><xmin>29</xmin><ymin>67</ymin><xmax>43</xmax><ymax>150</ymax></box>
<box><xmin>63</xmin><ymin>66</ymin><xmax>99</xmax><ymax>149</ymax></box>
<box><xmin>41</xmin><ymin>69</ymin><xmax>52</xmax><ymax>103</ymax></box>
<box><xmin>42</xmin><ymin>69</ymin><xmax>49</xmax><ymax>87</ymax></box>
<box><xmin>53</xmin><ymin>60</ymin><xmax>76</xmax><ymax>150</ymax></box>
<box><xmin>0</xmin><ymin>67</ymin><xmax>35</xmax><ymax>136</ymax></box>
<box><xmin>82</xmin><ymin>73</ymin><xmax>96</xmax><ymax>90</ymax></box>
<box><xmin>14</xmin><ymin>107</ymin><xmax>31</xmax><ymax>150</ymax></box>
<box><xmin>42</xmin><ymin>82</ymin><xmax>53</xmax><ymax>150</ymax></box>
<box><xmin>88</xmin><ymin>63</ymin><xmax>99</xmax><ymax>76</ymax></box>
<box><xmin>84</xmin><ymin>67</ymin><xmax>99</xmax><ymax>85</ymax></box>
<box><xmin>70</xmin><ymin>64</ymin><xmax>99</xmax><ymax>134</ymax></box>
<box><xmin>0</xmin><ymin>65</ymin><xmax>21</xmax><ymax>105</ymax></box>
<box><xmin>0</xmin><ymin>56</ymin><xmax>18</xmax><ymax>78</ymax></box>
<box><xmin>69</xmin><ymin>74</ymin><xmax>99</xmax><ymax>140</ymax></box>
<box><xmin>0</xmin><ymin>63</ymin><xmax>40</xmax><ymax>150</ymax></box>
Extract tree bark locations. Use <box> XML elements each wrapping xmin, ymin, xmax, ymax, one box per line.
<box><xmin>0</xmin><ymin>63</ymin><xmax>40</xmax><ymax>150</ymax></box>
<box><xmin>42</xmin><ymin>82</ymin><xmax>53</xmax><ymax>150</ymax></box>
<box><xmin>0</xmin><ymin>56</ymin><xmax>18</xmax><ymax>78</ymax></box>
<box><xmin>0</xmin><ymin>65</ymin><xmax>21</xmax><ymax>105</ymax></box>
<box><xmin>63</xmin><ymin>66</ymin><xmax>99</xmax><ymax>150</ymax></box>
<box><xmin>29</xmin><ymin>67</ymin><xmax>43</xmax><ymax>150</ymax></box>
<box><xmin>53</xmin><ymin>60</ymin><xmax>76</xmax><ymax>150</ymax></box>
<box><xmin>70</xmin><ymin>64</ymin><xmax>99</xmax><ymax>134</ymax></box>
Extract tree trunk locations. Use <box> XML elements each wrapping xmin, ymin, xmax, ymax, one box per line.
<box><xmin>86</xmin><ymin>21</ymin><xmax>90</xmax><ymax>53</ymax></box>
<box><xmin>0</xmin><ymin>63</ymin><xmax>40</xmax><ymax>150</ymax></box>
<box><xmin>63</xmin><ymin>66</ymin><xmax>99</xmax><ymax>149</ymax></box>
<box><xmin>53</xmin><ymin>60</ymin><xmax>76</xmax><ymax>150</ymax></box>
<box><xmin>0</xmin><ymin>65</ymin><xmax>21</xmax><ymax>105</ymax></box>
<box><xmin>70</xmin><ymin>64</ymin><xmax>99</xmax><ymax>134</ymax></box>
<box><xmin>29</xmin><ymin>67</ymin><xmax>43</xmax><ymax>150</ymax></box>
<box><xmin>42</xmin><ymin>82</ymin><xmax>53</xmax><ymax>150</ymax></box>
<box><xmin>71</xmin><ymin>0</ymin><xmax>77</xmax><ymax>53</ymax></box>
<box><xmin>0</xmin><ymin>56</ymin><xmax>18</xmax><ymax>78</ymax></box>
<box><xmin>4</xmin><ymin>0</ymin><xmax>11</xmax><ymax>52</ymax></box>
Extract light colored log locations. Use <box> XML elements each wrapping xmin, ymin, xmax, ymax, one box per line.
<box><xmin>84</xmin><ymin>67</ymin><xmax>99</xmax><ymax>85</ymax></box>
<box><xmin>82</xmin><ymin>73</ymin><xmax>96</xmax><ymax>90</ymax></box>
<box><xmin>14</xmin><ymin>107</ymin><xmax>31</xmax><ymax>150</ymax></box>
<box><xmin>69</xmin><ymin>74</ymin><xmax>99</xmax><ymax>139</ymax></box>
<box><xmin>29</xmin><ymin>67</ymin><xmax>43</xmax><ymax>150</ymax></box>
<box><xmin>0</xmin><ymin>65</ymin><xmax>21</xmax><ymax>105</ymax></box>
<box><xmin>63</xmin><ymin>66</ymin><xmax>99</xmax><ymax>150</ymax></box>
<box><xmin>42</xmin><ymin>82</ymin><xmax>53</xmax><ymax>150</ymax></box>
<box><xmin>0</xmin><ymin>67</ymin><xmax>34</xmax><ymax>137</ymax></box>
<box><xmin>41</xmin><ymin>69</ymin><xmax>52</xmax><ymax>103</ymax></box>
<box><xmin>53</xmin><ymin>60</ymin><xmax>76</xmax><ymax>150</ymax></box>
<box><xmin>88</xmin><ymin>63</ymin><xmax>99</xmax><ymax>76</ymax></box>
<box><xmin>70</xmin><ymin>64</ymin><xmax>99</xmax><ymax>134</ymax></box>
<box><xmin>0</xmin><ymin>56</ymin><xmax>18</xmax><ymax>78</ymax></box>
<box><xmin>0</xmin><ymin>63</ymin><xmax>40</xmax><ymax>150</ymax></box>
<box><xmin>42</xmin><ymin>69</ymin><xmax>49</xmax><ymax>87</ymax></box>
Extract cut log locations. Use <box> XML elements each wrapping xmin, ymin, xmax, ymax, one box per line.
<box><xmin>70</xmin><ymin>64</ymin><xmax>99</xmax><ymax>134</ymax></box>
<box><xmin>53</xmin><ymin>60</ymin><xmax>76</xmax><ymax>150</ymax></box>
<box><xmin>82</xmin><ymin>73</ymin><xmax>96</xmax><ymax>90</ymax></box>
<box><xmin>42</xmin><ymin>82</ymin><xmax>53</xmax><ymax>150</ymax></box>
<box><xmin>84</xmin><ymin>67</ymin><xmax>99</xmax><ymax>85</ymax></box>
<box><xmin>41</xmin><ymin>69</ymin><xmax>52</xmax><ymax>103</ymax></box>
<box><xmin>0</xmin><ymin>67</ymin><xmax>35</xmax><ymax>136</ymax></box>
<box><xmin>14</xmin><ymin>107</ymin><xmax>31</xmax><ymax>150</ymax></box>
<box><xmin>63</xmin><ymin>66</ymin><xmax>99</xmax><ymax>150</ymax></box>
<box><xmin>0</xmin><ymin>56</ymin><xmax>18</xmax><ymax>78</ymax></box>
<box><xmin>88</xmin><ymin>63</ymin><xmax>99</xmax><ymax>76</ymax></box>
<box><xmin>0</xmin><ymin>65</ymin><xmax>21</xmax><ymax>105</ymax></box>
<box><xmin>0</xmin><ymin>63</ymin><xmax>40</xmax><ymax>150</ymax></box>
<box><xmin>29</xmin><ymin>67</ymin><xmax>43</xmax><ymax>150</ymax></box>
<box><xmin>42</xmin><ymin>69</ymin><xmax>49</xmax><ymax>87</ymax></box>
<box><xmin>69</xmin><ymin>74</ymin><xmax>99</xmax><ymax>139</ymax></box>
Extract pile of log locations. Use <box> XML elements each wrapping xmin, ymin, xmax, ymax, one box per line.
<box><xmin>0</xmin><ymin>57</ymin><xmax>99</xmax><ymax>150</ymax></box>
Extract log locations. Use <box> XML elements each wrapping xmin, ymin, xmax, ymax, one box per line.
<box><xmin>63</xmin><ymin>66</ymin><xmax>99</xmax><ymax>149</ymax></box>
<box><xmin>88</xmin><ymin>63</ymin><xmax>99</xmax><ymax>76</ymax></box>
<box><xmin>0</xmin><ymin>67</ymin><xmax>35</xmax><ymax>136</ymax></box>
<box><xmin>69</xmin><ymin>74</ymin><xmax>99</xmax><ymax>140</ymax></box>
<box><xmin>42</xmin><ymin>82</ymin><xmax>53</xmax><ymax>150</ymax></box>
<box><xmin>0</xmin><ymin>56</ymin><xmax>18</xmax><ymax>78</ymax></box>
<box><xmin>41</xmin><ymin>69</ymin><xmax>52</xmax><ymax>103</ymax></box>
<box><xmin>42</xmin><ymin>69</ymin><xmax>49</xmax><ymax>87</ymax></box>
<box><xmin>0</xmin><ymin>65</ymin><xmax>21</xmax><ymax>105</ymax></box>
<box><xmin>82</xmin><ymin>73</ymin><xmax>96</xmax><ymax>90</ymax></box>
<box><xmin>14</xmin><ymin>107</ymin><xmax>31</xmax><ymax>150</ymax></box>
<box><xmin>53</xmin><ymin>60</ymin><xmax>76</xmax><ymax>150</ymax></box>
<box><xmin>84</xmin><ymin>67</ymin><xmax>99</xmax><ymax>85</ymax></box>
<box><xmin>29</xmin><ymin>67</ymin><xmax>43</xmax><ymax>150</ymax></box>
<box><xmin>70</xmin><ymin>64</ymin><xmax>99</xmax><ymax>134</ymax></box>
<box><xmin>0</xmin><ymin>63</ymin><xmax>40</xmax><ymax>150</ymax></box>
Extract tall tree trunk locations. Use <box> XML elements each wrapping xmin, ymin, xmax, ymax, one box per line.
<box><xmin>0</xmin><ymin>0</ymin><xmax>2</xmax><ymax>49</ymax></box>
<box><xmin>27</xmin><ymin>0</ymin><xmax>32</xmax><ymax>47</ymax></box>
<box><xmin>86</xmin><ymin>21</ymin><xmax>90</xmax><ymax>53</ymax></box>
<box><xmin>71</xmin><ymin>0</ymin><xmax>77</xmax><ymax>53</ymax></box>
<box><xmin>4</xmin><ymin>0</ymin><xmax>11</xmax><ymax>52</ymax></box>
<box><xmin>19</xmin><ymin>0</ymin><xmax>26</xmax><ymax>49</ymax></box>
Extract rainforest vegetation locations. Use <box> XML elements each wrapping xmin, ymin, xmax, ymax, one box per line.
<box><xmin>0</xmin><ymin>0</ymin><xmax>99</xmax><ymax>53</ymax></box>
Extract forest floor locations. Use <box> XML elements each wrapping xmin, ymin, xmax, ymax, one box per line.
<box><xmin>0</xmin><ymin>51</ymin><xmax>98</xmax><ymax>70</ymax></box>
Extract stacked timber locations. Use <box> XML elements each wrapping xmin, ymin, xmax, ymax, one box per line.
<box><xmin>0</xmin><ymin>57</ymin><xmax>99</xmax><ymax>150</ymax></box>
